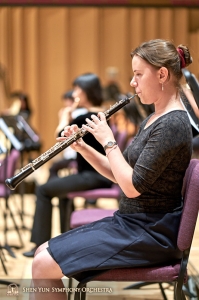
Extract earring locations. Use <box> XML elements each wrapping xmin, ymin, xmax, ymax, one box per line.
<box><xmin>162</xmin><ymin>83</ymin><xmax>164</xmax><ymax>91</ymax></box>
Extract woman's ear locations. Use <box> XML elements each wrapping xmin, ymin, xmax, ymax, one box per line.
<box><xmin>159</xmin><ymin>67</ymin><xmax>168</xmax><ymax>83</ymax></box>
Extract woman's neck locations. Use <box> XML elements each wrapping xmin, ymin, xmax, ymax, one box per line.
<box><xmin>154</xmin><ymin>91</ymin><xmax>184</xmax><ymax>116</ymax></box>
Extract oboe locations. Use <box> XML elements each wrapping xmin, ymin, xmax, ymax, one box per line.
<box><xmin>5</xmin><ymin>94</ymin><xmax>137</xmax><ymax>190</ymax></box>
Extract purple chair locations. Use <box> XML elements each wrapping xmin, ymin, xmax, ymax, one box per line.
<box><xmin>0</xmin><ymin>149</ymin><xmax>22</xmax><ymax>257</ymax></box>
<box><xmin>73</xmin><ymin>159</ymin><xmax>199</xmax><ymax>300</ymax></box>
<box><xmin>63</xmin><ymin>184</ymin><xmax>121</xmax><ymax>232</ymax></box>
<box><xmin>0</xmin><ymin>149</ymin><xmax>20</xmax><ymax>194</ymax></box>
<box><xmin>70</xmin><ymin>207</ymin><xmax>117</xmax><ymax>229</ymax></box>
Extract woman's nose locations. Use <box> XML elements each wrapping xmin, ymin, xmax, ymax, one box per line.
<box><xmin>130</xmin><ymin>78</ymin><xmax>137</xmax><ymax>87</ymax></box>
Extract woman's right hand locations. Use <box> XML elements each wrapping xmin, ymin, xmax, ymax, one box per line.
<box><xmin>56</xmin><ymin>124</ymin><xmax>86</xmax><ymax>152</ymax></box>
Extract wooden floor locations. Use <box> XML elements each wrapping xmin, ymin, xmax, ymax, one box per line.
<box><xmin>0</xmin><ymin>164</ymin><xmax>199</xmax><ymax>300</ymax></box>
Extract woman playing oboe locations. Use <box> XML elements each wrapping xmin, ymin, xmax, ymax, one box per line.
<box><xmin>30</xmin><ymin>39</ymin><xmax>193</xmax><ymax>300</ymax></box>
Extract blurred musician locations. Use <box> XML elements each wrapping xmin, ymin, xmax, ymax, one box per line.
<box><xmin>180</xmin><ymin>85</ymin><xmax>199</xmax><ymax>156</ymax></box>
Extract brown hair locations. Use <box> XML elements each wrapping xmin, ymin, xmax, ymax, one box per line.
<box><xmin>130</xmin><ymin>39</ymin><xmax>193</xmax><ymax>85</ymax></box>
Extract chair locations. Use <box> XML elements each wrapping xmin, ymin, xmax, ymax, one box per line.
<box><xmin>73</xmin><ymin>159</ymin><xmax>199</xmax><ymax>300</ymax></box>
<box><xmin>0</xmin><ymin>149</ymin><xmax>23</xmax><ymax>258</ymax></box>
<box><xmin>62</xmin><ymin>183</ymin><xmax>121</xmax><ymax>232</ymax></box>
<box><xmin>69</xmin><ymin>184</ymin><xmax>120</xmax><ymax>229</ymax></box>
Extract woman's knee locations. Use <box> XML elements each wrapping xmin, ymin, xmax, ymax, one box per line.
<box><xmin>35</xmin><ymin>183</ymin><xmax>45</xmax><ymax>197</ymax></box>
<box><xmin>34</xmin><ymin>241</ymin><xmax>49</xmax><ymax>257</ymax></box>
<box><xmin>32</xmin><ymin>248</ymin><xmax>63</xmax><ymax>279</ymax></box>
<box><xmin>32</xmin><ymin>250</ymin><xmax>48</xmax><ymax>278</ymax></box>
<box><xmin>35</xmin><ymin>182</ymin><xmax>53</xmax><ymax>202</ymax></box>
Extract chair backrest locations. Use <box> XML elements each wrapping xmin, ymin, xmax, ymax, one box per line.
<box><xmin>67</xmin><ymin>183</ymin><xmax>121</xmax><ymax>200</ymax></box>
<box><xmin>177</xmin><ymin>159</ymin><xmax>199</xmax><ymax>251</ymax></box>
<box><xmin>0</xmin><ymin>149</ymin><xmax>20</xmax><ymax>195</ymax></box>
<box><xmin>111</xmin><ymin>124</ymin><xmax>128</xmax><ymax>152</ymax></box>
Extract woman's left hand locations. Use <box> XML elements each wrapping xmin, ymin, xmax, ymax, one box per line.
<box><xmin>82</xmin><ymin>112</ymin><xmax>115</xmax><ymax>146</ymax></box>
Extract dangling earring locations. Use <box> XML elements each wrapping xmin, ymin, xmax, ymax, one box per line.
<box><xmin>162</xmin><ymin>83</ymin><xmax>164</xmax><ymax>91</ymax></box>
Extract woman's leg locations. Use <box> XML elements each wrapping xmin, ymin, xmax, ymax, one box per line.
<box><xmin>48</xmin><ymin>158</ymin><xmax>74</xmax><ymax>180</ymax></box>
<box><xmin>30</xmin><ymin>185</ymin><xmax>54</xmax><ymax>246</ymax></box>
<box><xmin>30</xmin><ymin>242</ymin><xmax>67</xmax><ymax>300</ymax></box>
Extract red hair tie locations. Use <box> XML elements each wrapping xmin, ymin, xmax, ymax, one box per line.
<box><xmin>177</xmin><ymin>48</ymin><xmax>186</xmax><ymax>69</ymax></box>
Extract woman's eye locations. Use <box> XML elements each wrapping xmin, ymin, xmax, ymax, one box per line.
<box><xmin>131</xmin><ymin>73</ymin><xmax>141</xmax><ymax>82</ymax></box>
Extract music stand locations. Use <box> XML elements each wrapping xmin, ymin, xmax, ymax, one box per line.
<box><xmin>0</xmin><ymin>115</ymin><xmax>41</xmax><ymax>231</ymax></box>
<box><xmin>0</xmin><ymin>120</ymin><xmax>25</xmax><ymax>257</ymax></box>
<box><xmin>0</xmin><ymin>118</ymin><xmax>23</xmax><ymax>151</ymax></box>
<box><xmin>0</xmin><ymin>141</ymin><xmax>7</xmax><ymax>155</ymax></box>
<box><xmin>0</xmin><ymin>115</ymin><xmax>41</xmax><ymax>151</ymax></box>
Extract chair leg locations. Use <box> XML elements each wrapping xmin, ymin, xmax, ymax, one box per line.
<box><xmin>6</xmin><ymin>200</ymin><xmax>24</xmax><ymax>247</ymax></box>
<box><xmin>124</xmin><ymin>281</ymin><xmax>157</xmax><ymax>290</ymax></box>
<box><xmin>81</xmin><ymin>288</ymin><xmax>86</xmax><ymax>300</ymax></box>
<box><xmin>0</xmin><ymin>243</ymin><xmax>7</xmax><ymax>262</ymax></box>
<box><xmin>68</xmin><ymin>277</ymin><xmax>73</xmax><ymax>300</ymax></box>
<box><xmin>174</xmin><ymin>282</ymin><xmax>186</xmax><ymax>300</ymax></box>
<box><xmin>14</xmin><ymin>192</ymin><xmax>32</xmax><ymax>232</ymax></box>
<box><xmin>2</xmin><ymin>197</ymin><xmax>24</xmax><ymax>257</ymax></box>
<box><xmin>74</xmin><ymin>283</ymin><xmax>87</xmax><ymax>300</ymax></box>
<box><xmin>0</xmin><ymin>245</ymin><xmax>8</xmax><ymax>275</ymax></box>
<box><xmin>158</xmin><ymin>283</ymin><xmax>169</xmax><ymax>300</ymax></box>
<box><xmin>1</xmin><ymin>200</ymin><xmax>16</xmax><ymax>258</ymax></box>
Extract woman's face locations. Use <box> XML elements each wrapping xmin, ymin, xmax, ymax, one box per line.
<box><xmin>62</xmin><ymin>97</ymin><xmax>74</xmax><ymax>108</ymax></box>
<box><xmin>72</xmin><ymin>86</ymin><xmax>88</xmax><ymax>107</ymax></box>
<box><xmin>130</xmin><ymin>55</ymin><xmax>161</xmax><ymax>105</ymax></box>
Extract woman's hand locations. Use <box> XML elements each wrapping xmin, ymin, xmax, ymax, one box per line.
<box><xmin>56</xmin><ymin>124</ymin><xmax>86</xmax><ymax>152</ymax></box>
<box><xmin>82</xmin><ymin>112</ymin><xmax>115</xmax><ymax>147</ymax></box>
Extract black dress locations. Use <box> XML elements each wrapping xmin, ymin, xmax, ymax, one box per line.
<box><xmin>48</xmin><ymin>110</ymin><xmax>192</xmax><ymax>283</ymax></box>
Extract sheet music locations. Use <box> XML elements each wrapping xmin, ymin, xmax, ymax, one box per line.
<box><xmin>0</xmin><ymin>118</ymin><xmax>23</xmax><ymax>151</ymax></box>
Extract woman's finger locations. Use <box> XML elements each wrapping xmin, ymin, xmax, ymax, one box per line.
<box><xmin>97</xmin><ymin>112</ymin><xmax>106</xmax><ymax>120</ymax></box>
<box><xmin>85</xmin><ymin>118</ymin><xmax>95</xmax><ymax>128</ymax></box>
<box><xmin>91</xmin><ymin>114</ymin><xmax>100</xmax><ymax>123</ymax></box>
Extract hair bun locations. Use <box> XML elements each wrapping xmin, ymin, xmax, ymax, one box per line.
<box><xmin>177</xmin><ymin>45</ymin><xmax>193</xmax><ymax>68</ymax></box>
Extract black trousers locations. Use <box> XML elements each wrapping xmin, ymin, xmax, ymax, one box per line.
<box><xmin>48</xmin><ymin>158</ymin><xmax>76</xmax><ymax>180</ymax></box>
<box><xmin>30</xmin><ymin>171</ymin><xmax>112</xmax><ymax>246</ymax></box>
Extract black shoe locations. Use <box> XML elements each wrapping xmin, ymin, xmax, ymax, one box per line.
<box><xmin>84</xmin><ymin>199</ymin><xmax>97</xmax><ymax>208</ymax></box>
<box><xmin>23</xmin><ymin>246</ymin><xmax>37</xmax><ymax>258</ymax></box>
